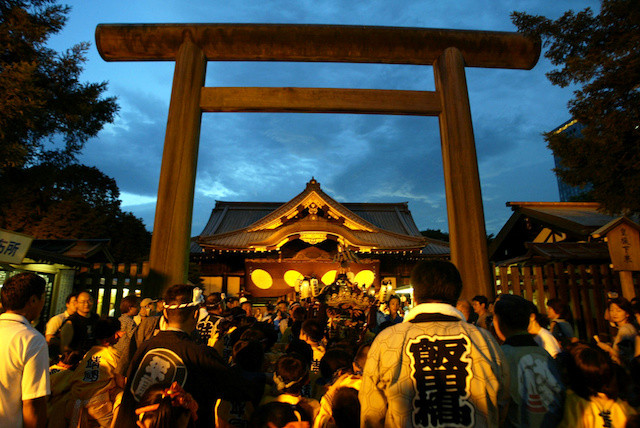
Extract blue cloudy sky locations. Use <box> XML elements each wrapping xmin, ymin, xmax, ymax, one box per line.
<box><xmin>47</xmin><ymin>0</ymin><xmax>600</xmax><ymax>236</ymax></box>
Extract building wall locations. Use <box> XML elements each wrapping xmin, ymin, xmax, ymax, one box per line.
<box><xmin>552</xmin><ymin>120</ymin><xmax>593</xmax><ymax>201</ymax></box>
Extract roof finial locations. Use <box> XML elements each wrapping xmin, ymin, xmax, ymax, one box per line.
<box><xmin>306</xmin><ymin>177</ymin><xmax>320</xmax><ymax>188</ymax></box>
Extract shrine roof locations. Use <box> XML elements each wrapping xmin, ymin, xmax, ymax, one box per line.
<box><xmin>489</xmin><ymin>202</ymin><xmax>637</xmax><ymax>263</ymax></box>
<box><xmin>26</xmin><ymin>239</ymin><xmax>114</xmax><ymax>266</ymax></box>
<box><xmin>200</xmin><ymin>200</ymin><xmax>423</xmax><ymax>237</ymax></box>
<box><xmin>505</xmin><ymin>202</ymin><xmax>617</xmax><ymax>236</ymax></box>
<box><xmin>195</xmin><ymin>179</ymin><xmax>429</xmax><ymax>252</ymax></box>
<box><xmin>494</xmin><ymin>241</ymin><xmax>610</xmax><ymax>266</ymax></box>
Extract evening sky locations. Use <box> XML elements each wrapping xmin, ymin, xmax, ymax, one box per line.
<box><xmin>46</xmin><ymin>0</ymin><xmax>601</xmax><ymax>236</ymax></box>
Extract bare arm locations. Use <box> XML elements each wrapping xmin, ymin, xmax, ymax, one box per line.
<box><xmin>59</xmin><ymin>321</ymin><xmax>73</xmax><ymax>352</ymax></box>
<box><xmin>23</xmin><ymin>396</ymin><xmax>47</xmax><ymax>428</ymax></box>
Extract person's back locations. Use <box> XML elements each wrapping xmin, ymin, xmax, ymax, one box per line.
<box><xmin>194</xmin><ymin>292</ymin><xmax>224</xmax><ymax>349</ymax></box>
<box><xmin>494</xmin><ymin>294</ymin><xmax>564</xmax><ymax>428</ymax></box>
<box><xmin>0</xmin><ymin>272</ymin><xmax>50</xmax><ymax>428</ymax></box>
<box><xmin>114</xmin><ymin>295</ymin><xmax>140</xmax><ymax>356</ymax></box>
<box><xmin>48</xmin><ymin>318</ymin><xmax>124</xmax><ymax>428</ymax></box>
<box><xmin>362</xmin><ymin>312</ymin><xmax>508</xmax><ymax>427</ymax></box>
<box><xmin>359</xmin><ymin>260</ymin><xmax>509</xmax><ymax>428</ymax></box>
<box><xmin>547</xmin><ymin>298</ymin><xmax>575</xmax><ymax>349</ymax></box>
<box><xmin>314</xmin><ymin>344</ymin><xmax>369</xmax><ymax>428</ymax></box>
<box><xmin>45</xmin><ymin>292</ymin><xmax>78</xmax><ymax>355</ymax></box>
<box><xmin>115</xmin><ymin>284</ymin><xmax>258</xmax><ymax>428</ymax></box>
<box><xmin>300</xmin><ymin>319</ymin><xmax>326</xmax><ymax>374</ymax></box>
<box><xmin>558</xmin><ymin>343</ymin><xmax>637</xmax><ymax>428</ymax></box>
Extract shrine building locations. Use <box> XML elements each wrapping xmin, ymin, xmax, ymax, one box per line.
<box><xmin>190</xmin><ymin>179</ymin><xmax>449</xmax><ymax>299</ymax></box>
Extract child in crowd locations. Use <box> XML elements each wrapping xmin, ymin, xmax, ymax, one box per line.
<box><xmin>263</xmin><ymin>354</ymin><xmax>320</xmax><ymax>423</ymax></box>
<box><xmin>134</xmin><ymin>382</ymin><xmax>198</xmax><ymax>428</ymax></box>
<box><xmin>49</xmin><ymin>317</ymin><xmax>124</xmax><ymax>428</ymax></box>
<box><xmin>214</xmin><ymin>339</ymin><xmax>266</xmax><ymax>427</ymax></box>
<box><xmin>558</xmin><ymin>343</ymin><xmax>637</xmax><ymax>427</ymax></box>
<box><xmin>299</xmin><ymin>319</ymin><xmax>326</xmax><ymax>374</ymax></box>
<box><xmin>313</xmin><ymin>344</ymin><xmax>369</xmax><ymax>428</ymax></box>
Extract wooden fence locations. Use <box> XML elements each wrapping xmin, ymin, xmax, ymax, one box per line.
<box><xmin>493</xmin><ymin>262</ymin><xmax>640</xmax><ymax>340</ymax></box>
<box><xmin>75</xmin><ymin>260</ymin><xmax>639</xmax><ymax>341</ymax></box>
<box><xmin>75</xmin><ymin>262</ymin><xmax>150</xmax><ymax>317</ymax></box>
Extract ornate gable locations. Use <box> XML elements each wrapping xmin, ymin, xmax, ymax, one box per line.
<box><xmin>247</xmin><ymin>178</ymin><xmax>376</xmax><ymax>233</ymax></box>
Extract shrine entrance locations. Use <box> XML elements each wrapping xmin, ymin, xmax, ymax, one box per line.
<box><xmin>95</xmin><ymin>24</ymin><xmax>540</xmax><ymax>298</ymax></box>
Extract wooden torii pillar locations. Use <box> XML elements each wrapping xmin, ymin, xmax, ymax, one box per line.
<box><xmin>96</xmin><ymin>24</ymin><xmax>540</xmax><ymax>298</ymax></box>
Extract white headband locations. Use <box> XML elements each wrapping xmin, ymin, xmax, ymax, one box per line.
<box><xmin>163</xmin><ymin>287</ymin><xmax>205</xmax><ymax>310</ymax></box>
<box><xmin>273</xmin><ymin>372</ymin><xmax>307</xmax><ymax>391</ymax></box>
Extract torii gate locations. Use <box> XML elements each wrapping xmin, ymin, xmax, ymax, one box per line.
<box><xmin>95</xmin><ymin>24</ymin><xmax>540</xmax><ymax>299</ymax></box>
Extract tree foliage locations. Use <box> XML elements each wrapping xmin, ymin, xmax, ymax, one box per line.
<box><xmin>420</xmin><ymin>228</ymin><xmax>450</xmax><ymax>242</ymax></box>
<box><xmin>512</xmin><ymin>0</ymin><xmax>640</xmax><ymax>214</ymax></box>
<box><xmin>0</xmin><ymin>164</ymin><xmax>151</xmax><ymax>261</ymax></box>
<box><xmin>0</xmin><ymin>1</ymin><xmax>149</xmax><ymax>261</ymax></box>
<box><xmin>0</xmin><ymin>0</ymin><xmax>118</xmax><ymax>170</ymax></box>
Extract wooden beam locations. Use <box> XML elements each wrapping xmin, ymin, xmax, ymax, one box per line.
<box><xmin>434</xmin><ymin>47</ymin><xmax>492</xmax><ymax>300</ymax></box>
<box><xmin>147</xmin><ymin>35</ymin><xmax>206</xmax><ymax>294</ymax></box>
<box><xmin>200</xmin><ymin>87</ymin><xmax>441</xmax><ymax>115</ymax></box>
<box><xmin>96</xmin><ymin>24</ymin><xmax>540</xmax><ymax>70</ymax></box>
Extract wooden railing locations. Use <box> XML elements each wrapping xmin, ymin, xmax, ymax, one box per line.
<box><xmin>75</xmin><ymin>260</ymin><xmax>638</xmax><ymax>341</ymax></box>
<box><xmin>493</xmin><ymin>262</ymin><xmax>639</xmax><ymax>339</ymax></box>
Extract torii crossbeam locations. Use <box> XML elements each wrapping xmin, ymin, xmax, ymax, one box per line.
<box><xmin>96</xmin><ymin>24</ymin><xmax>540</xmax><ymax>298</ymax></box>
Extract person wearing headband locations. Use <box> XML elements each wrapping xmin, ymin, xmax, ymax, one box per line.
<box><xmin>194</xmin><ymin>293</ymin><xmax>224</xmax><ymax>350</ymax></box>
<box><xmin>113</xmin><ymin>284</ymin><xmax>260</xmax><ymax>428</ymax></box>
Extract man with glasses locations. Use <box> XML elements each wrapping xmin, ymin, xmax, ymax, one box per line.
<box><xmin>60</xmin><ymin>291</ymin><xmax>100</xmax><ymax>355</ymax></box>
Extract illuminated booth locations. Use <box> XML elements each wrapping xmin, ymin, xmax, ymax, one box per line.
<box><xmin>192</xmin><ymin>179</ymin><xmax>449</xmax><ymax>299</ymax></box>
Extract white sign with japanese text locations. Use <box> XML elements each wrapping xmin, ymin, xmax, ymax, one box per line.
<box><xmin>0</xmin><ymin>229</ymin><xmax>33</xmax><ymax>264</ymax></box>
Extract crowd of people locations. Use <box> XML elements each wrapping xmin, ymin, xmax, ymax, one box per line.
<box><xmin>1</xmin><ymin>260</ymin><xmax>640</xmax><ymax>427</ymax></box>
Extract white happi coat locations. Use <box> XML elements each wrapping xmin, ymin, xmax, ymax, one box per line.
<box><xmin>360</xmin><ymin>303</ymin><xmax>510</xmax><ymax>428</ymax></box>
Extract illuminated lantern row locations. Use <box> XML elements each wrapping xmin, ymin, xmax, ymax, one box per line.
<box><xmin>253</xmin><ymin>269</ymin><xmax>376</xmax><ymax>291</ymax></box>
<box><xmin>378</xmin><ymin>279</ymin><xmax>395</xmax><ymax>303</ymax></box>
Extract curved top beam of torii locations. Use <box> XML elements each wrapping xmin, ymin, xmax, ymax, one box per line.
<box><xmin>95</xmin><ymin>23</ymin><xmax>539</xmax><ymax>69</ymax></box>
<box><xmin>94</xmin><ymin>23</ymin><xmax>540</xmax><ymax>299</ymax></box>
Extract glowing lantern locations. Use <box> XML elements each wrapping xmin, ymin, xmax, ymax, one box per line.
<box><xmin>251</xmin><ymin>269</ymin><xmax>273</xmax><ymax>289</ymax></box>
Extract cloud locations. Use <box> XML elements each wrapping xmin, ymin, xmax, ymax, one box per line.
<box><xmin>120</xmin><ymin>192</ymin><xmax>157</xmax><ymax>207</ymax></box>
<box><xmin>78</xmin><ymin>87</ymin><xmax>169</xmax><ymax>200</ymax></box>
<box><xmin>63</xmin><ymin>0</ymin><xmax>600</xmax><ymax>237</ymax></box>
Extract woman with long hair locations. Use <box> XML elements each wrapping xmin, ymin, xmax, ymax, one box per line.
<box><xmin>596</xmin><ymin>297</ymin><xmax>640</xmax><ymax>370</ymax></box>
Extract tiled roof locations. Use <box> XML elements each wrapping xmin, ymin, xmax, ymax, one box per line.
<box><xmin>26</xmin><ymin>239</ymin><xmax>114</xmax><ymax>265</ymax></box>
<box><xmin>200</xmin><ymin>201</ymin><xmax>424</xmax><ymax>237</ymax></box>
<box><xmin>495</xmin><ymin>241</ymin><xmax>610</xmax><ymax>266</ymax></box>
<box><xmin>196</xmin><ymin>179</ymin><xmax>431</xmax><ymax>252</ymax></box>
<box><xmin>489</xmin><ymin>202</ymin><xmax>636</xmax><ymax>263</ymax></box>
<box><xmin>420</xmin><ymin>238</ymin><xmax>450</xmax><ymax>255</ymax></box>
<box><xmin>506</xmin><ymin>202</ymin><xmax>618</xmax><ymax>236</ymax></box>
